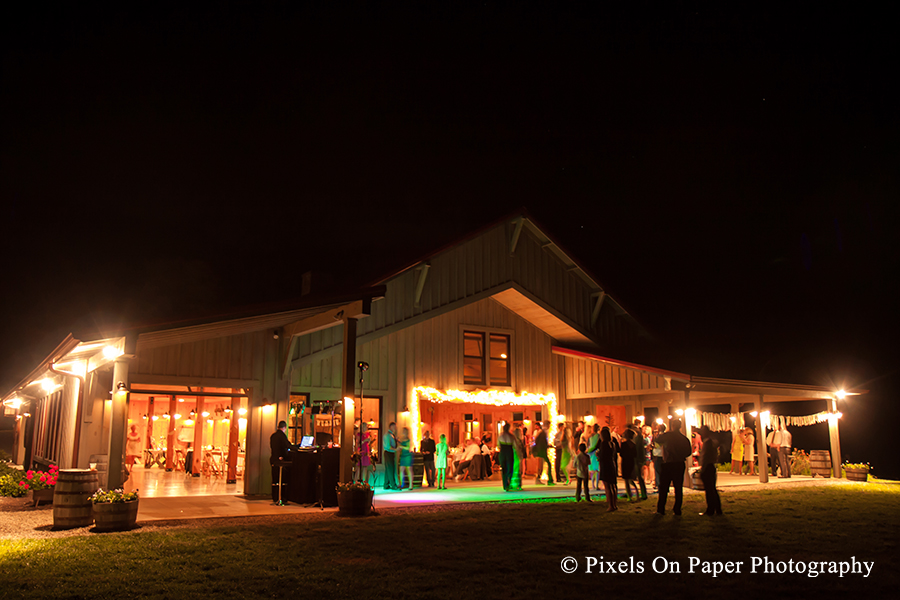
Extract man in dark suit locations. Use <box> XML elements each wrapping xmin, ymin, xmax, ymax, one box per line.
<box><xmin>270</xmin><ymin>420</ymin><xmax>292</xmax><ymax>505</ymax></box>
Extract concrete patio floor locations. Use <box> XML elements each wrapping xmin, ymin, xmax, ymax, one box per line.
<box><xmin>136</xmin><ymin>472</ymin><xmax>824</xmax><ymax>522</ymax></box>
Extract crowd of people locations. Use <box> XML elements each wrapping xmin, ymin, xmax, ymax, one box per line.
<box><xmin>354</xmin><ymin>416</ymin><xmax>797</xmax><ymax>518</ymax></box>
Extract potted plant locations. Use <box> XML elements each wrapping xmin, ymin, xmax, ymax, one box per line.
<box><xmin>21</xmin><ymin>465</ymin><xmax>59</xmax><ymax>507</ymax></box>
<box><xmin>336</xmin><ymin>481</ymin><xmax>374</xmax><ymax>516</ymax></box>
<box><xmin>843</xmin><ymin>463</ymin><xmax>870</xmax><ymax>482</ymax></box>
<box><xmin>90</xmin><ymin>488</ymin><xmax>140</xmax><ymax>531</ymax></box>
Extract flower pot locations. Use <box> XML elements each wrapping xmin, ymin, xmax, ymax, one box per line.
<box><xmin>845</xmin><ymin>468</ymin><xmax>868</xmax><ymax>482</ymax></box>
<box><xmin>337</xmin><ymin>488</ymin><xmax>374</xmax><ymax>516</ymax></box>
<box><xmin>92</xmin><ymin>499</ymin><xmax>139</xmax><ymax>532</ymax></box>
<box><xmin>32</xmin><ymin>487</ymin><xmax>54</xmax><ymax>507</ymax></box>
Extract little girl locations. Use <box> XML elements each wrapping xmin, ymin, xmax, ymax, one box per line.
<box><xmin>435</xmin><ymin>433</ymin><xmax>449</xmax><ymax>489</ymax></box>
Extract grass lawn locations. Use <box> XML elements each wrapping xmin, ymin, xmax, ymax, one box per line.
<box><xmin>1</xmin><ymin>481</ymin><xmax>898</xmax><ymax>599</ymax></box>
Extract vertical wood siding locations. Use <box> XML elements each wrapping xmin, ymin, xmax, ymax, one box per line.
<box><xmin>563</xmin><ymin>356</ymin><xmax>666</xmax><ymax>398</ymax></box>
<box><xmin>132</xmin><ymin>331</ymin><xmax>265</xmax><ymax>381</ymax></box>
<box><xmin>290</xmin><ymin>222</ymin><xmax>641</xmax><ymax>365</ymax></box>
<box><xmin>292</xmin><ymin>297</ymin><xmax>559</xmax><ymax>417</ymax></box>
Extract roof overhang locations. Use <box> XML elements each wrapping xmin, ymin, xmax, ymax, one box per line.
<box><xmin>551</xmin><ymin>346</ymin><xmax>691</xmax><ymax>382</ymax></box>
<box><xmin>2</xmin><ymin>334</ymin><xmax>127</xmax><ymax>407</ymax></box>
<box><xmin>672</xmin><ymin>377</ymin><xmax>867</xmax><ymax>404</ymax></box>
<box><xmin>491</xmin><ymin>286</ymin><xmax>595</xmax><ymax>345</ymax></box>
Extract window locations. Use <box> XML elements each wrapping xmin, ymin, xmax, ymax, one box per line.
<box><xmin>463</xmin><ymin>330</ymin><xmax>511</xmax><ymax>386</ymax></box>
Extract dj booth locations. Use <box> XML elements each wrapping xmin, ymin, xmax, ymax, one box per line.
<box><xmin>286</xmin><ymin>446</ymin><xmax>340</xmax><ymax>507</ymax></box>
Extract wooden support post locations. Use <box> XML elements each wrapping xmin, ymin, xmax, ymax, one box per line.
<box><xmin>226</xmin><ymin>392</ymin><xmax>241</xmax><ymax>483</ymax></box>
<box><xmin>147</xmin><ymin>396</ymin><xmax>156</xmax><ymax>454</ymax></box>
<box><xmin>828</xmin><ymin>398</ymin><xmax>842</xmax><ymax>478</ymax></box>
<box><xmin>107</xmin><ymin>359</ymin><xmax>129</xmax><ymax>490</ymax></box>
<box><xmin>339</xmin><ymin>317</ymin><xmax>358</xmax><ymax>484</ymax></box>
<box><xmin>683</xmin><ymin>390</ymin><xmax>693</xmax><ymax>489</ymax></box>
<box><xmin>756</xmin><ymin>395</ymin><xmax>768</xmax><ymax>483</ymax></box>
<box><xmin>165</xmin><ymin>395</ymin><xmax>176</xmax><ymax>471</ymax></box>
<box><xmin>192</xmin><ymin>395</ymin><xmax>205</xmax><ymax>477</ymax></box>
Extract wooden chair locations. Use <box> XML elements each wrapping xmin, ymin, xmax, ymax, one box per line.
<box><xmin>174</xmin><ymin>448</ymin><xmax>186</xmax><ymax>472</ymax></box>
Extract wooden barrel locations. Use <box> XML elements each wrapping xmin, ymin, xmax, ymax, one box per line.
<box><xmin>53</xmin><ymin>469</ymin><xmax>99</xmax><ymax>530</ymax></box>
<box><xmin>93</xmin><ymin>500</ymin><xmax>139</xmax><ymax>532</ymax></box>
<box><xmin>412</xmin><ymin>453</ymin><xmax>424</xmax><ymax>488</ymax></box>
<box><xmin>845</xmin><ymin>468</ymin><xmax>868</xmax><ymax>482</ymax></box>
<box><xmin>809</xmin><ymin>450</ymin><xmax>831</xmax><ymax>478</ymax></box>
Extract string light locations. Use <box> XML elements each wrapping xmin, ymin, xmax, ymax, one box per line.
<box><xmin>410</xmin><ymin>386</ymin><xmax>558</xmax><ymax>479</ymax></box>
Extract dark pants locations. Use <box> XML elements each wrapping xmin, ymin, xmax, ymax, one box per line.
<box><xmin>554</xmin><ymin>446</ymin><xmax>562</xmax><ymax>482</ymax></box>
<box><xmin>576</xmin><ymin>476</ymin><xmax>591</xmax><ymax>501</ymax></box>
<box><xmin>271</xmin><ymin>462</ymin><xmax>290</xmax><ymax>503</ymax></box>
<box><xmin>499</xmin><ymin>445</ymin><xmax>514</xmax><ymax>490</ymax></box>
<box><xmin>457</xmin><ymin>459</ymin><xmax>472</xmax><ymax>478</ymax></box>
<box><xmin>656</xmin><ymin>461</ymin><xmax>685</xmax><ymax>515</ymax></box>
<box><xmin>636</xmin><ymin>464</ymin><xmax>648</xmax><ymax>499</ymax></box>
<box><xmin>700</xmin><ymin>463</ymin><xmax>722</xmax><ymax>514</ymax></box>
<box><xmin>383</xmin><ymin>451</ymin><xmax>398</xmax><ymax>489</ymax></box>
<box><xmin>778</xmin><ymin>447</ymin><xmax>792</xmax><ymax>477</ymax></box>
<box><xmin>534</xmin><ymin>454</ymin><xmax>549</xmax><ymax>482</ymax></box>
<box><xmin>424</xmin><ymin>459</ymin><xmax>435</xmax><ymax>486</ymax></box>
<box><xmin>653</xmin><ymin>455</ymin><xmax>664</xmax><ymax>488</ymax></box>
<box><xmin>769</xmin><ymin>448</ymin><xmax>780</xmax><ymax>476</ymax></box>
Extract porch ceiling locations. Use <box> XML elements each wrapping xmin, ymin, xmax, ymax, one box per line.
<box><xmin>490</xmin><ymin>286</ymin><xmax>594</xmax><ymax>345</ymax></box>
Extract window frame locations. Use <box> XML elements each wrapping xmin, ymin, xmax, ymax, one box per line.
<box><xmin>459</xmin><ymin>325</ymin><xmax>514</xmax><ymax>390</ymax></box>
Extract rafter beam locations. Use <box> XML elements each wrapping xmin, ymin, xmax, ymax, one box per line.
<box><xmin>414</xmin><ymin>262</ymin><xmax>431</xmax><ymax>308</ymax></box>
<box><xmin>590</xmin><ymin>291</ymin><xmax>606</xmax><ymax>327</ymax></box>
<box><xmin>280</xmin><ymin>299</ymin><xmax>371</xmax><ymax>379</ymax></box>
<box><xmin>509</xmin><ymin>217</ymin><xmax>525</xmax><ymax>256</ymax></box>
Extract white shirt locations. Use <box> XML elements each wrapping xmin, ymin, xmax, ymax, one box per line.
<box><xmin>462</xmin><ymin>443</ymin><xmax>480</xmax><ymax>461</ymax></box>
<box><xmin>779</xmin><ymin>429</ymin><xmax>792</xmax><ymax>448</ymax></box>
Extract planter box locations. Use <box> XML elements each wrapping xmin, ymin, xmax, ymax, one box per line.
<box><xmin>337</xmin><ymin>489</ymin><xmax>374</xmax><ymax>516</ymax></box>
<box><xmin>32</xmin><ymin>487</ymin><xmax>54</xmax><ymax>507</ymax></box>
<box><xmin>845</xmin><ymin>468</ymin><xmax>868</xmax><ymax>482</ymax></box>
<box><xmin>92</xmin><ymin>500</ymin><xmax>139</xmax><ymax>532</ymax></box>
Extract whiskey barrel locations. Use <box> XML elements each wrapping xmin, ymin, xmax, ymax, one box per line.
<box><xmin>53</xmin><ymin>469</ymin><xmax>99</xmax><ymax>530</ymax></box>
<box><xmin>93</xmin><ymin>499</ymin><xmax>139</xmax><ymax>531</ymax></box>
<box><xmin>809</xmin><ymin>450</ymin><xmax>832</xmax><ymax>478</ymax></box>
<box><xmin>845</xmin><ymin>467</ymin><xmax>868</xmax><ymax>482</ymax></box>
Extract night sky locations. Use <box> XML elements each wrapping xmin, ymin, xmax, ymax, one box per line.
<box><xmin>2</xmin><ymin>4</ymin><xmax>897</xmax><ymax>475</ymax></box>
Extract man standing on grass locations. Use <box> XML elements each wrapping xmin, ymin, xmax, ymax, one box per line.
<box><xmin>778</xmin><ymin>424</ymin><xmax>793</xmax><ymax>478</ymax></box>
<box><xmin>655</xmin><ymin>418</ymin><xmax>692</xmax><ymax>516</ymax></box>
<box><xmin>630</xmin><ymin>420</ymin><xmax>648</xmax><ymax>500</ymax></box>
<box><xmin>698</xmin><ymin>426</ymin><xmax>723</xmax><ymax>516</ymax></box>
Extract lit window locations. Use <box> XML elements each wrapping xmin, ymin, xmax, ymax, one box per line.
<box><xmin>489</xmin><ymin>334</ymin><xmax>510</xmax><ymax>386</ymax></box>
<box><xmin>463</xmin><ymin>332</ymin><xmax>485</xmax><ymax>385</ymax></box>
<box><xmin>463</xmin><ymin>330</ymin><xmax>510</xmax><ymax>386</ymax></box>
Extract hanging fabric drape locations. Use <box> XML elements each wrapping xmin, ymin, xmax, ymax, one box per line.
<box><xmin>694</xmin><ymin>410</ymin><xmax>833</xmax><ymax>432</ymax></box>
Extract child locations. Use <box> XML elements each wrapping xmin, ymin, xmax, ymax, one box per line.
<box><xmin>435</xmin><ymin>433</ymin><xmax>449</xmax><ymax>489</ymax></box>
<box><xmin>575</xmin><ymin>443</ymin><xmax>592</xmax><ymax>502</ymax></box>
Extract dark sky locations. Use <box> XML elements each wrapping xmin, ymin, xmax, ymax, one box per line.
<box><xmin>2</xmin><ymin>4</ymin><xmax>897</xmax><ymax>474</ymax></box>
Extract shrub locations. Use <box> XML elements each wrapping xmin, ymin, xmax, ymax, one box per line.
<box><xmin>0</xmin><ymin>472</ymin><xmax>27</xmax><ymax>497</ymax></box>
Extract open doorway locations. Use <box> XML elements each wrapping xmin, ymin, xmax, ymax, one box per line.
<box><xmin>123</xmin><ymin>385</ymin><xmax>248</xmax><ymax>497</ymax></box>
